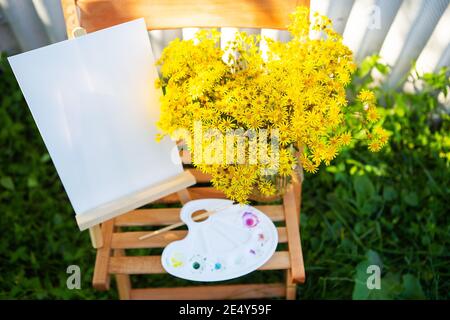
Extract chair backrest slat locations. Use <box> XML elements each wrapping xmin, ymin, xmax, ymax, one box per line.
<box><xmin>62</xmin><ymin>0</ymin><xmax>310</xmax><ymax>37</ymax></box>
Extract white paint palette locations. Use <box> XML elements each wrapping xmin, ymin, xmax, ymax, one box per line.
<box><xmin>161</xmin><ymin>199</ymin><xmax>278</xmax><ymax>282</ymax></box>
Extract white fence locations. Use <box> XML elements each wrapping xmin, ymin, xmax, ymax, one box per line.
<box><xmin>0</xmin><ymin>0</ymin><xmax>449</xmax><ymax>88</ymax></box>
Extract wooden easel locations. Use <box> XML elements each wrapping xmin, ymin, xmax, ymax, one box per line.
<box><xmin>62</xmin><ymin>0</ymin><xmax>307</xmax><ymax>300</ymax></box>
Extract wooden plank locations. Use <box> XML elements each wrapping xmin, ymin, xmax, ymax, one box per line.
<box><xmin>188</xmin><ymin>168</ymin><xmax>212</xmax><ymax>183</ymax></box>
<box><xmin>61</xmin><ymin>0</ymin><xmax>80</xmax><ymax>38</ymax></box>
<box><xmin>283</xmin><ymin>185</ymin><xmax>305</xmax><ymax>284</ymax></box>
<box><xmin>115</xmin><ymin>207</ymin><xmax>183</xmax><ymax>226</ymax></box>
<box><xmin>111</xmin><ymin>227</ymin><xmax>287</xmax><ymax>249</ymax></box>
<box><xmin>114</xmin><ymin>205</ymin><xmax>285</xmax><ymax>226</ymax></box>
<box><xmin>109</xmin><ymin>251</ymin><xmax>290</xmax><ymax>274</ymax></box>
<box><xmin>178</xmin><ymin>140</ymin><xmax>192</xmax><ymax>164</ymax></box>
<box><xmin>92</xmin><ymin>219</ymin><xmax>114</xmax><ymax>290</ymax></box>
<box><xmin>75</xmin><ymin>0</ymin><xmax>310</xmax><ymax>32</ymax></box>
<box><xmin>153</xmin><ymin>186</ymin><xmax>226</xmax><ymax>203</ymax></box>
<box><xmin>112</xmin><ymin>230</ymin><xmax>187</xmax><ymax>249</ymax></box>
<box><xmin>130</xmin><ymin>283</ymin><xmax>286</xmax><ymax>300</ymax></box>
<box><xmin>113</xmin><ymin>249</ymin><xmax>131</xmax><ymax>300</ymax></box>
<box><xmin>292</xmin><ymin>174</ymin><xmax>302</xmax><ymax>221</ymax></box>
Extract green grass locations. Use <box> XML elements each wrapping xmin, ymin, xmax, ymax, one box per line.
<box><xmin>0</xmin><ymin>53</ymin><xmax>449</xmax><ymax>299</ymax></box>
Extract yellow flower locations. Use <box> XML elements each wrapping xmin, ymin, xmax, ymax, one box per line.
<box><xmin>323</xmin><ymin>145</ymin><xmax>338</xmax><ymax>165</ymax></box>
<box><xmin>155</xmin><ymin>6</ymin><xmax>387</xmax><ymax>203</ymax></box>
<box><xmin>219</xmin><ymin>117</ymin><xmax>237</xmax><ymax>131</ymax></box>
<box><xmin>366</xmin><ymin>107</ymin><xmax>380</xmax><ymax>122</ymax></box>
<box><xmin>300</xmin><ymin>154</ymin><xmax>318</xmax><ymax>173</ymax></box>
<box><xmin>368</xmin><ymin>140</ymin><xmax>382</xmax><ymax>152</ymax></box>
<box><xmin>374</xmin><ymin>127</ymin><xmax>389</xmax><ymax>145</ymax></box>
<box><xmin>339</xmin><ymin>132</ymin><xmax>352</xmax><ymax>146</ymax></box>
<box><xmin>258</xmin><ymin>179</ymin><xmax>277</xmax><ymax>196</ymax></box>
<box><xmin>358</xmin><ymin>89</ymin><xmax>375</xmax><ymax>104</ymax></box>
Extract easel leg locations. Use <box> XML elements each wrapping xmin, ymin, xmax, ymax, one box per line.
<box><xmin>92</xmin><ymin>220</ymin><xmax>114</xmax><ymax>290</ymax></box>
<box><xmin>89</xmin><ymin>224</ymin><xmax>103</xmax><ymax>248</ymax></box>
<box><xmin>177</xmin><ymin>189</ymin><xmax>191</xmax><ymax>204</ymax></box>
<box><xmin>114</xmin><ymin>249</ymin><xmax>131</xmax><ymax>300</ymax></box>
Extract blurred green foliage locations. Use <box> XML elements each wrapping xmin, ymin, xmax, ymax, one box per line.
<box><xmin>0</xmin><ymin>52</ymin><xmax>449</xmax><ymax>299</ymax></box>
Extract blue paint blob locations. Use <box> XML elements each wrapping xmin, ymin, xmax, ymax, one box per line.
<box><xmin>214</xmin><ymin>262</ymin><xmax>222</xmax><ymax>270</ymax></box>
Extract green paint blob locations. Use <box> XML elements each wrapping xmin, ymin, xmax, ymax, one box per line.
<box><xmin>192</xmin><ymin>262</ymin><xmax>200</xmax><ymax>270</ymax></box>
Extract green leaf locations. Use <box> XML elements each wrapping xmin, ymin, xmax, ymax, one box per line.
<box><xmin>383</xmin><ymin>185</ymin><xmax>397</xmax><ymax>201</ymax></box>
<box><xmin>352</xmin><ymin>261</ymin><xmax>372</xmax><ymax>300</ymax></box>
<box><xmin>353</xmin><ymin>250</ymin><xmax>382</xmax><ymax>300</ymax></box>
<box><xmin>353</xmin><ymin>263</ymin><xmax>402</xmax><ymax>300</ymax></box>
<box><xmin>352</xmin><ymin>251</ymin><xmax>406</xmax><ymax>300</ymax></box>
<box><xmin>366</xmin><ymin>250</ymin><xmax>383</xmax><ymax>268</ymax></box>
<box><xmin>401</xmin><ymin>274</ymin><xmax>426</xmax><ymax>299</ymax></box>
<box><xmin>353</xmin><ymin>175</ymin><xmax>376</xmax><ymax>211</ymax></box>
<box><xmin>403</xmin><ymin>191</ymin><xmax>419</xmax><ymax>207</ymax></box>
<box><xmin>27</xmin><ymin>176</ymin><xmax>38</xmax><ymax>188</ymax></box>
<box><xmin>1</xmin><ymin>176</ymin><xmax>15</xmax><ymax>191</ymax></box>
<box><xmin>376</xmin><ymin>273</ymin><xmax>403</xmax><ymax>299</ymax></box>
<box><xmin>354</xmin><ymin>175</ymin><xmax>375</xmax><ymax>198</ymax></box>
<box><xmin>40</xmin><ymin>153</ymin><xmax>51</xmax><ymax>163</ymax></box>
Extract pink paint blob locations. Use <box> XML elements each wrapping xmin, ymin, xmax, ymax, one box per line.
<box><xmin>242</xmin><ymin>212</ymin><xmax>259</xmax><ymax>228</ymax></box>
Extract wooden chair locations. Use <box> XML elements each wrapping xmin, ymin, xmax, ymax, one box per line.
<box><xmin>61</xmin><ymin>0</ymin><xmax>307</xmax><ymax>300</ymax></box>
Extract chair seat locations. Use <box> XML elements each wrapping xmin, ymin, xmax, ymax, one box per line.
<box><xmin>92</xmin><ymin>168</ymin><xmax>305</xmax><ymax>299</ymax></box>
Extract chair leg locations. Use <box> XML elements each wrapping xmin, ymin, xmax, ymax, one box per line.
<box><xmin>285</xmin><ymin>269</ymin><xmax>297</xmax><ymax>300</ymax></box>
<box><xmin>114</xmin><ymin>249</ymin><xmax>131</xmax><ymax>300</ymax></box>
<box><xmin>283</xmin><ymin>184</ymin><xmax>306</xmax><ymax>284</ymax></box>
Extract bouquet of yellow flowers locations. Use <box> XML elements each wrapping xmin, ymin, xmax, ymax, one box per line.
<box><xmin>156</xmin><ymin>7</ymin><xmax>388</xmax><ymax>203</ymax></box>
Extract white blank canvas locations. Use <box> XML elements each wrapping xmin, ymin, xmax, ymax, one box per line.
<box><xmin>8</xmin><ymin>19</ymin><xmax>192</xmax><ymax>230</ymax></box>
